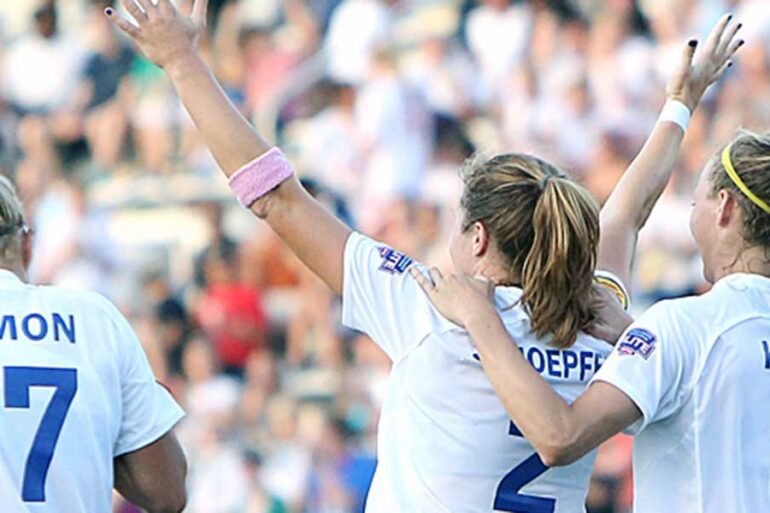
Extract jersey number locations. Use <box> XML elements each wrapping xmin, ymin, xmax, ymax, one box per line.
<box><xmin>494</xmin><ymin>421</ymin><xmax>555</xmax><ymax>513</ymax></box>
<box><xmin>3</xmin><ymin>366</ymin><xmax>78</xmax><ymax>502</ymax></box>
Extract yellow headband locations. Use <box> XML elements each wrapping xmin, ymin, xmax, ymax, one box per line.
<box><xmin>721</xmin><ymin>144</ymin><xmax>770</xmax><ymax>215</ymax></box>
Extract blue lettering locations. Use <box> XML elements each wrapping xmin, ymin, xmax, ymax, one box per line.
<box><xmin>22</xmin><ymin>314</ymin><xmax>48</xmax><ymax>341</ymax></box>
<box><xmin>546</xmin><ymin>349</ymin><xmax>562</xmax><ymax>377</ymax></box>
<box><xmin>579</xmin><ymin>351</ymin><xmax>593</xmax><ymax>381</ymax></box>
<box><xmin>52</xmin><ymin>314</ymin><xmax>75</xmax><ymax>344</ymax></box>
<box><xmin>527</xmin><ymin>347</ymin><xmax>545</xmax><ymax>373</ymax></box>
<box><xmin>0</xmin><ymin>315</ymin><xmax>17</xmax><ymax>340</ymax></box>
<box><xmin>595</xmin><ymin>352</ymin><xmax>605</xmax><ymax>372</ymax></box>
<box><xmin>563</xmin><ymin>350</ymin><xmax>578</xmax><ymax>379</ymax></box>
<box><xmin>763</xmin><ymin>341</ymin><xmax>770</xmax><ymax>370</ymax></box>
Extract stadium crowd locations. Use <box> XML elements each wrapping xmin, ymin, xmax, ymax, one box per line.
<box><xmin>0</xmin><ymin>0</ymin><xmax>768</xmax><ymax>511</ymax></box>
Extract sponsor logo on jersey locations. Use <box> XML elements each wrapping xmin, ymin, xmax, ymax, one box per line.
<box><xmin>617</xmin><ymin>328</ymin><xmax>657</xmax><ymax>359</ymax></box>
<box><xmin>377</xmin><ymin>247</ymin><xmax>413</xmax><ymax>275</ymax></box>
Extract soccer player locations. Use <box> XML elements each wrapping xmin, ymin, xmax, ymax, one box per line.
<box><xmin>106</xmin><ymin>2</ymin><xmax>737</xmax><ymax>511</ymax></box>
<box><xmin>0</xmin><ymin>177</ymin><xmax>187</xmax><ymax>512</ymax></box>
<box><xmin>412</xmin><ymin>25</ymin><xmax>770</xmax><ymax>513</ymax></box>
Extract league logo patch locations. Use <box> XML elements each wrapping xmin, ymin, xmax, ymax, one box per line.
<box><xmin>617</xmin><ymin>328</ymin><xmax>657</xmax><ymax>359</ymax></box>
<box><xmin>378</xmin><ymin>247</ymin><xmax>413</xmax><ymax>275</ymax></box>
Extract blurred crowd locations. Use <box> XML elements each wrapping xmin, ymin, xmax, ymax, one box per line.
<box><xmin>1</xmin><ymin>0</ymin><xmax>769</xmax><ymax>512</ymax></box>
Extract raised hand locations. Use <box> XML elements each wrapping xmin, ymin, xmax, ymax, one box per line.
<box><xmin>409</xmin><ymin>267</ymin><xmax>496</xmax><ymax>327</ymax></box>
<box><xmin>106</xmin><ymin>0</ymin><xmax>208</xmax><ymax>70</ymax></box>
<box><xmin>667</xmin><ymin>13</ymin><xmax>744</xmax><ymax>111</ymax></box>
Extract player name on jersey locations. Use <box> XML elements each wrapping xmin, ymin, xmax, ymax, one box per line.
<box><xmin>0</xmin><ymin>313</ymin><xmax>76</xmax><ymax>343</ymax></box>
<box><xmin>474</xmin><ymin>345</ymin><xmax>606</xmax><ymax>381</ymax></box>
<box><xmin>763</xmin><ymin>340</ymin><xmax>770</xmax><ymax>370</ymax></box>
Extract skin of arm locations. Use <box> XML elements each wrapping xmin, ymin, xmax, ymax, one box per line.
<box><xmin>598</xmin><ymin>14</ymin><xmax>743</xmax><ymax>287</ymax></box>
<box><xmin>113</xmin><ymin>431</ymin><xmax>187</xmax><ymax>513</ymax></box>
<box><xmin>109</xmin><ymin>0</ymin><xmax>350</xmax><ymax>293</ymax></box>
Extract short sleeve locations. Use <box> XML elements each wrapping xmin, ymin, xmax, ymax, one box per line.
<box><xmin>590</xmin><ymin>301</ymin><xmax>691</xmax><ymax>434</ymax></box>
<box><xmin>594</xmin><ymin>270</ymin><xmax>630</xmax><ymax>311</ymax></box>
<box><xmin>112</xmin><ymin>312</ymin><xmax>185</xmax><ymax>456</ymax></box>
<box><xmin>342</xmin><ymin>232</ymin><xmax>442</xmax><ymax>361</ymax></box>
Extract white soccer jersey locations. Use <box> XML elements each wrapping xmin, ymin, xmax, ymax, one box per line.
<box><xmin>0</xmin><ymin>270</ymin><xmax>184</xmax><ymax>513</ymax></box>
<box><xmin>592</xmin><ymin>272</ymin><xmax>770</xmax><ymax>513</ymax></box>
<box><xmin>343</xmin><ymin>233</ymin><xmax>615</xmax><ymax>513</ymax></box>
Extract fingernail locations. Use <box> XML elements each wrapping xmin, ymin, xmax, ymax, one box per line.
<box><xmin>738</xmin><ymin>23</ymin><xmax>743</xmax><ymax>29</ymax></box>
<box><xmin>739</xmin><ymin>39</ymin><xmax>745</xmax><ymax>46</ymax></box>
<box><xmin>104</xmin><ymin>7</ymin><xmax>113</xmax><ymax>16</ymax></box>
<box><xmin>728</xmin><ymin>61</ymin><xmax>733</xmax><ymax>67</ymax></box>
<box><xmin>688</xmin><ymin>39</ymin><xmax>698</xmax><ymax>48</ymax></box>
<box><xmin>727</xmin><ymin>14</ymin><xmax>733</xmax><ymax>21</ymax></box>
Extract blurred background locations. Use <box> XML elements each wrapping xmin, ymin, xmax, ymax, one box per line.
<box><xmin>0</xmin><ymin>0</ymin><xmax>768</xmax><ymax>511</ymax></box>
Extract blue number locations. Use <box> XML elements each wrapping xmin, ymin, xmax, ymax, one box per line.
<box><xmin>4</xmin><ymin>367</ymin><xmax>78</xmax><ymax>502</ymax></box>
<box><xmin>494</xmin><ymin>421</ymin><xmax>555</xmax><ymax>513</ymax></box>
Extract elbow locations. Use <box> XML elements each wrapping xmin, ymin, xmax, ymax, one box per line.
<box><xmin>535</xmin><ymin>431</ymin><xmax>583</xmax><ymax>467</ymax></box>
<box><xmin>147</xmin><ymin>489</ymin><xmax>187</xmax><ymax>513</ymax></box>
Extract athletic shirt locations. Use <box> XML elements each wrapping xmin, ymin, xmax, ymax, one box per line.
<box><xmin>343</xmin><ymin>233</ymin><xmax>617</xmax><ymax>513</ymax></box>
<box><xmin>0</xmin><ymin>270</ymin><xmax>184</xmax><ymax>513</ymax></box>
<box><xmin>592</xmin><ymin>272</ymin><xmax>770</xmax><ymax>513</ymax></box>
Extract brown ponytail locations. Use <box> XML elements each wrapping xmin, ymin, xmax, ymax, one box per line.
<box><xmin>460</xmin><ymin>153</ymin><xmax>600</xmax><ymax>347</ymax></box>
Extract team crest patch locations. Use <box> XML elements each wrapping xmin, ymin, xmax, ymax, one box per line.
<box><xmin>378</xmin><ymin>247</ymin><xmax>413</xmax><ymax>275</ymax></box>
<box><xmin>617</xmin><ymin>328</ymin><xmax>657</xmax><ymax>359</ymax></box>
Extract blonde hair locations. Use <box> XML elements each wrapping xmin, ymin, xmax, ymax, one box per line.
<box><xmin>0</xmin><ymin>176</ymin><xmax>26</xmax><ymax>261</ymax></box>
<box><xmin>710</xmin><ymin>130</ymin><xmax>770</xmax><ymax>249</ymax></box>
<box><xmin>460</xmin><ymin>153</ymin><xmax>600</xmax><ymax>348</ymax></box>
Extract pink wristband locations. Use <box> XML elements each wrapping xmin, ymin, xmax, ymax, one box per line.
<box><xmin>228</xmin><ymin>147</ymin><xmax>295</xmax><ymax>208</ymax></box>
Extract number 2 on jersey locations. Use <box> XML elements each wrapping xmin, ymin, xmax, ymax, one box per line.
<box><xmin>3</xmin><ymin>367</ymin><xmax>78</xmax><ymax>502</ymax></box>
<box><xmin>494</xmin><ymin>421</ymin><xmax>555</xmax><ymax>513</ymax></box>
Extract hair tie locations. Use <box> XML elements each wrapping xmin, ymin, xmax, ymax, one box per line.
<box><xmin>722</xmin><ymin>144</ymin><xmax>770</xmax><ymax>215</ymax></box>
<box><xmin>539</xmin><ymin>175</ymin><xmax>552</xmax><ymax>191</ymax></box>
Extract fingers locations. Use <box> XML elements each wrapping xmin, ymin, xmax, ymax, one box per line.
<box><xmin>712</xmin><ymin>60</ymin><xmax>733</xmax><ymax>84</ymax></box>
<box><xmin>105</xmin><ymin>8</ymin><xmax>141</xmax><ymax>39</ymax></box>
<box><xmin>191</xmin><ymin>0</ymin><xmax>210</xmax><ymax>27</ymax></box>
<box><xmin>724</xmin><ymin>36</ymin><xmax>745</xmax><ymax>61</ymax></box>
<box><xmin>428</xmin><ymin>267</ymin><xmax>444</xmax><ymax>287</ymax></box>
<box><xmin>679</xmin><ymin>39</ymin><xmax>698</xmax><ymax>74</ymax></box>
<box><xmin>409</xmin><ymin>267</ymin><xmax>435</xmax><ymax>295</ymax></box>
<box><xmin>716</xmin><ymin>20</ymin><xmax>743</xmax><ymax>57</ymax></box>
<box><xmin>120</xmin><ymin>0</ymin><xmax>148</xmax><ymax>22</ymax></box>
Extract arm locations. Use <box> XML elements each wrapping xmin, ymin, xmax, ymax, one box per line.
<box><xmin>463</xmin><ymin>306</ymin><xmax>640</xmax><ymax>466</ymax></box>
<box><xmin>114</xmin><ymin>431</ymin><xmax>187</xmax><ymax>513</ymax></box>
<box><xmin>598</xmin><ymin>14</ymin><xmax>743</xmax><ymax>287</ymax></box>
<box><xmin>410</xmin><ymin>270</ymin><xmax>640</xmax><ymax>465</ymax></box>
<box><xmin>108</xmin><ymin>0</ymin><xmax>350</xmax><ymax>293</ymax></box>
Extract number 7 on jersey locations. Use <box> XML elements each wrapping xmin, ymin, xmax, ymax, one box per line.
<box><xmin>3</xmin><ymin>366</ymin><xmax>78</xmax><ymax>502</ymax></box>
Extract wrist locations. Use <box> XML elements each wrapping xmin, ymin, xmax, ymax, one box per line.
<box><xmin>164</xmin><ymin>51</ymin><xmax>205</xmax><ymax>81</ymax></box>
<box><xmin>464</xmin><ymin>303</ymin><xmax>502</xmax><ymax>333</ymax></box>
<box><xmin>658</xmin><ymin>99</ymin><xmax>692</xmax><ymax>132</ymax></box>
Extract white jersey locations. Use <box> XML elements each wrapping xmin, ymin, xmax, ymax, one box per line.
<box><xmin>342</xmin><ymin>233</ymin><xmax>615</xmax><ymax>513</ymax></box>
<box><xmin>0</xmin><ymin>270</ymin><xmax>184</xmax><ymax>513</ymax></box>
<box><xmin>592</xmin><ymin>272</ymin><xmax>770</xmax><ymax>513</ymax></box>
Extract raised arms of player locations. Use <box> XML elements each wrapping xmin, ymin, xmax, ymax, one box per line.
<box><xmin>108</xmin><ymin>0</ymin><xmax>350</xmax><ymax>294</ymax></box>
<box><xmin>114</xmin><ymin>432</ymin><xmax>187</xmax><ymax>513</ymax></box>
<box><xmin>598</xmin><ymin>14</ymin><xmax>742</xmax><ymax>288</ymax></box>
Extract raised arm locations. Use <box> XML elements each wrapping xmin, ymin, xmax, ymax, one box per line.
<box><xmin>599</xmin><ymin>14</ymin><xmax>743</xmax><ymax>287</ymax></box>
<box><xmin>108</xmin><ymin>0</ymin><xmax>350</xmax><ymax>293</ymax></box>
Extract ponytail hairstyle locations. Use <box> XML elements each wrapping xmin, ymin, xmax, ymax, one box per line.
<box><xmin>710</xmin><ymin>130</ymin><xmax>770</xmax><ymax>251</ymax></box>
<box><xmin>459</xmin><ymin>153</ymin><xmax>600</xmax><ymax>348</ymax></box>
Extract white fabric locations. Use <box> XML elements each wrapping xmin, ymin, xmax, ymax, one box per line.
<box><xmin>0</xmin><ymin>270</ymin><xmax>184</xmax><ymax>513</ymax></box>
<box><xmin>592</xmin><ymin>272</ymin><xmax>770</xmax><ymax>513</ymax></box>
<box><xmin>342</xmin><ymin>232</ymin><xmax>614</xmax><ymax>513</ymax></box>
<box><xmin>657</xmin><ymin>99</ymin><xmax>691</xmax><ymax>132</ymax></box>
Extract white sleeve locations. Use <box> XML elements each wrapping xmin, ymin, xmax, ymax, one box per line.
<box><xmin>594</xmin><ymin>270</ymin><xmax>631</xmax><ymax>311</ymax></box>
<box><xmin>342</xmin><ymin>232</ymin><xmax>442</xmax><ymax>361</ymax></box>
<box><xmin>590</xmin><ymin>301</ymin><xmax>691</xmax><ymax>434</ymax></box>
<box><xmin>112</xmin><ymin>311</ymin><xmax>185</xmax><ymax>457</ymax></box>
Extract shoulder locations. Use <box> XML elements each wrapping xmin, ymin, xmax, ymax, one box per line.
<box><xmin>37</xmin><ymin>285</ymin><xmax>128</xmax><ymax>330</ymax></box>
